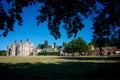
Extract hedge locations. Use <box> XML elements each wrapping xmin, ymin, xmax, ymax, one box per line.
<box><xmin>38</xmin><ymin>52</ymin><xmax>58</xmax><ymax>56</ymax></box>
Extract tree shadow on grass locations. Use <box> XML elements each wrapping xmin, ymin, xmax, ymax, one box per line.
<box><xmin>0</xmin><ymin>61</ymin><xmax>120</xmax><ymax>80</ymax></box>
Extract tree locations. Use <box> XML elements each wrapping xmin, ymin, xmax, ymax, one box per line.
<box><xmin>63</xmin><ymin>42</ymin><xmax>66</xmax><ymax>47</ymax></box>
<box><xmin>36</xmin><ymin>44</ymin><xmax>44</xmax><ymax>49</ymax></box>
<box><xmin>0</xmin><ymin>0</ymin><xmax>120</xmax><ymax>50</ymax></box>
<box><xmin>92</xmin><ymin>1</ymin><xmax>120</xmax><ymax>54</ymax></box>
<box><xmin>37</xmin><ymin>44</ymin><xmax>41</xmax><ymax>49</ymax></box>
<box><xmin>74</xmin><ymin>37</ymin><xmax>88</xmax><ymax>53</ymax></box>
<box><xmin>111</xmin><ymin>34</ymin><xmax>120</xmax><ymax>48</ymax></box>
<box><xmin>0</xmin><ymin>50</ymin><xmax>7</xmax><ymax>56</ymax></box>
<box><xmin>0</xmin><ymin>0</ymin><xmax>96</xmax><ymax>38</ymax></box>
<box><xmin>36</xmin><ymin>0</ymin><xmax>96</xmax><ymax>39</ymax></box>
<box><xmin>57</xmin><ymin>46</ymin><xmax>62</xmax><ymax>50</ymax></box>
<box><xmin>64</xmin><ymin>37</ymin><xmax>88</xmax><ymax>54</ymax></box>
<box><xmin>63</xmin><ymin>42</ymin><xmax>68</xmax><ymax>52</ymax></box>
<box><xmin>92</xmin><ymin>35</ymin><xmax>120</xmax><ymax>48</ymax></box>
<box><xmin>43</xmin><ymin>40</ymin><xmax>49</xmax><ymax>49</ymax></box>
<box><xmin>88</xmin><ymin>41</ymin><xmax>97</xmax><ymax>48</ymax></box>
<box><xmin>53</xmin><ymin>42</ymin><xmax>57</xmax><ymax>48</ymax></box>
<box><xmin>92</xmin><ymin>14</ymin><xmax>111</xmax><ymax>54</ymax></box>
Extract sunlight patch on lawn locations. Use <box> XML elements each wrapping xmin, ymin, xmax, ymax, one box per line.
<box><xmin>0</xmin><ymin>56</ymin><xmax>119</xmax><ymax>64</ymax></box>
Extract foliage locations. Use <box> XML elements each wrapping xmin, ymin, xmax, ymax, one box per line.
<box><xmin>63</xmin><ymin>42</ymin><xmax>67</xmax><ymax>47</ymax></box>
<box><xmin>36</xmin><ymin>44</ymin><xmax>41</xmax><ymax>49</ymax></box>
<box><xmin>36</xmin><ymin>0</ymin><xmax>96</xmax><ymax>39</ymax></box>
<box><xmin>91</xmin><ymin>36</ymin><xmax>120</xmax><ymax>48</ymax></box>
<box><xmin>0</xmin><ymin>50</ymin><xmax>7</xmax><ymax>56</ymax></box>
<box><xmin>57</xmin><ymin>46</ymin><xmax>62</xmax><ymax>50</ymax></box>
<box><xmin>109</xmin><ymin>34</ymin><xmax>120</xmax><ymax>48</ymax></box>
<box><xmin>0</xmin><ymin>0</ymin><xmax>112</xmax><ymax>38</ymax></box>
<box><xmin>29</xmin><ymin>53</ymin><xmax>34</xmax><ymax>56</ymax></box>
<box><xmin>91</xmin><ymin>0</ymin><xmax>120</xmax><ymax>52</ymax></box>
<box><xmin>64</xmin><ymin>37</ymin><xmax>88</xmax><ymax>53</ymax></box>
<box><xmin>88</xmin><ymin>41</ymin><xmax>97</xmax><ymax>48</ymax></box>
<box><xmin>53</xmin><ymin>42</ymin><xmax>57</xmax><ymax>48</ymax></box>
<box><xmin>0</xmin><ymin>0</ymin><xmax>120</xmax><ymax>50</ymax></box>
<box><xmin>43</xmin><ymin>40</ymin><xmax>49</xmax><ymax>49</ymax></box>
<box><xmin>103</xmin><ymin>38</ymin><xmax>120</xmax><ymax>48</ymax></box>
<box><xmin>37</xmin><ymin>44</ymin><xmax>44</xmax><ymax>49</ymax></box>
<box><xmin>38</xmin><ymin>52</ymin><xmax>58</xmax><ymax>56</ymax></box>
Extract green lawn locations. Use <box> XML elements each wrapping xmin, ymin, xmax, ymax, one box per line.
<box><xmin>0</xmin><ymin>56</ymin><xmax>120</xmax><ymax>80</ymax></box>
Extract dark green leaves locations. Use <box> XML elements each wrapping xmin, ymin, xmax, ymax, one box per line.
<box><xmin>37</xmin><ymin>0</ymin><xmax>96</xmax><ymax>39</ymax></box>
<box><xmin>63</xmin><ymin>37</ymin><xmax>88</xmax><ymax>53</ymax></box>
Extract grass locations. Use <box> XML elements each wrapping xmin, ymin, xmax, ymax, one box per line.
<box><xmin>0</xmin><ymin>56</ymin><xmax>120</xmax><ymax>80</ymax></box>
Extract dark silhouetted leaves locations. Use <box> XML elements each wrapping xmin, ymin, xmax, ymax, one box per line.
<box><xmin>0</xmin><ymin>0</ymin><xmax>120</xmax><ymax>50</ymax></box>
<box><xmin>36</xmin><ymin>0</ymin><xmax>96</xmax><ymax>39</ymax></box>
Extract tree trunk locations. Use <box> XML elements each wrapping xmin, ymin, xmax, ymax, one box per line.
<box><xmin>98</xmin><ymin>35</ymin><xmax>103</xmax><ymax>56</ymax></box>
<box><xmin>99</xmin><ymin>46</ymin><xmax>103</xmax><ymax>55</ymax></box>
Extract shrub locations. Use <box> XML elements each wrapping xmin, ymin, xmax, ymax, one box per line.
<box><xmin>37</xmin><ymin>52</ymin><xmax>58</xmax><ymax>56</ymax></box>
<box><xmin>29</xmin><ymin>53</ymin><xmax>34</xmax><ymax>56</ymax></box>
<box><xmin>0</xmin><ymin>50</ymin><xmax>7</xmax><ymax>56</ymax></box>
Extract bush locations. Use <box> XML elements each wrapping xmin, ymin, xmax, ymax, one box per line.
<box><xmin>37</xmin><ymin>52</ymin><xmax>58</xmax><ymax>56</ymax></box>
<box><xmin>0</xmin><ymin>50</ymin><xmax>7</xmax><ymax>56</ymax></box>
<box><xmin>29</xmin><ymin>53</ymin><xmax>34</xmax><ymax>56</ymax></box>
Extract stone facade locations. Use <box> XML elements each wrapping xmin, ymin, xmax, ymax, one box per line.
<box><xmin>94</xmin><ymin>46</ymin><xmax>117</xmax><ymax>55</ymax></box>
<box><xmin>102</xmin><ymin>47</ymin><xmax>117</xmax><ymax>55</ymax></box>
<box><xmin>7</xmin><ymin>39</ymin><xmax>34</xmax><ymax>56</ymax></box>
<box><xmin>89</xmin><ymin>45</ymin><xmax>95</xmax><ymax>51</ymax></box>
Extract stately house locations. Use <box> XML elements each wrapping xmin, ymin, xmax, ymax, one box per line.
<box><xmin>7</xmin><ymin>39</ymin><xmax>34</xmax><ymax>56</ymax></box>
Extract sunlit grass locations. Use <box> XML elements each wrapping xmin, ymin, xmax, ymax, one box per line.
<box><xmin>0</xmin><ymin>56</ymin><xmax>119</xmax><ymax>64</ymax></box>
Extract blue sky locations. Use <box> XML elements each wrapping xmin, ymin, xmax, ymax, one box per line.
<box><xmin>0</xmin><ymin>3</ymin><xmax>93</xmax><ymax>50</ymax></box>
